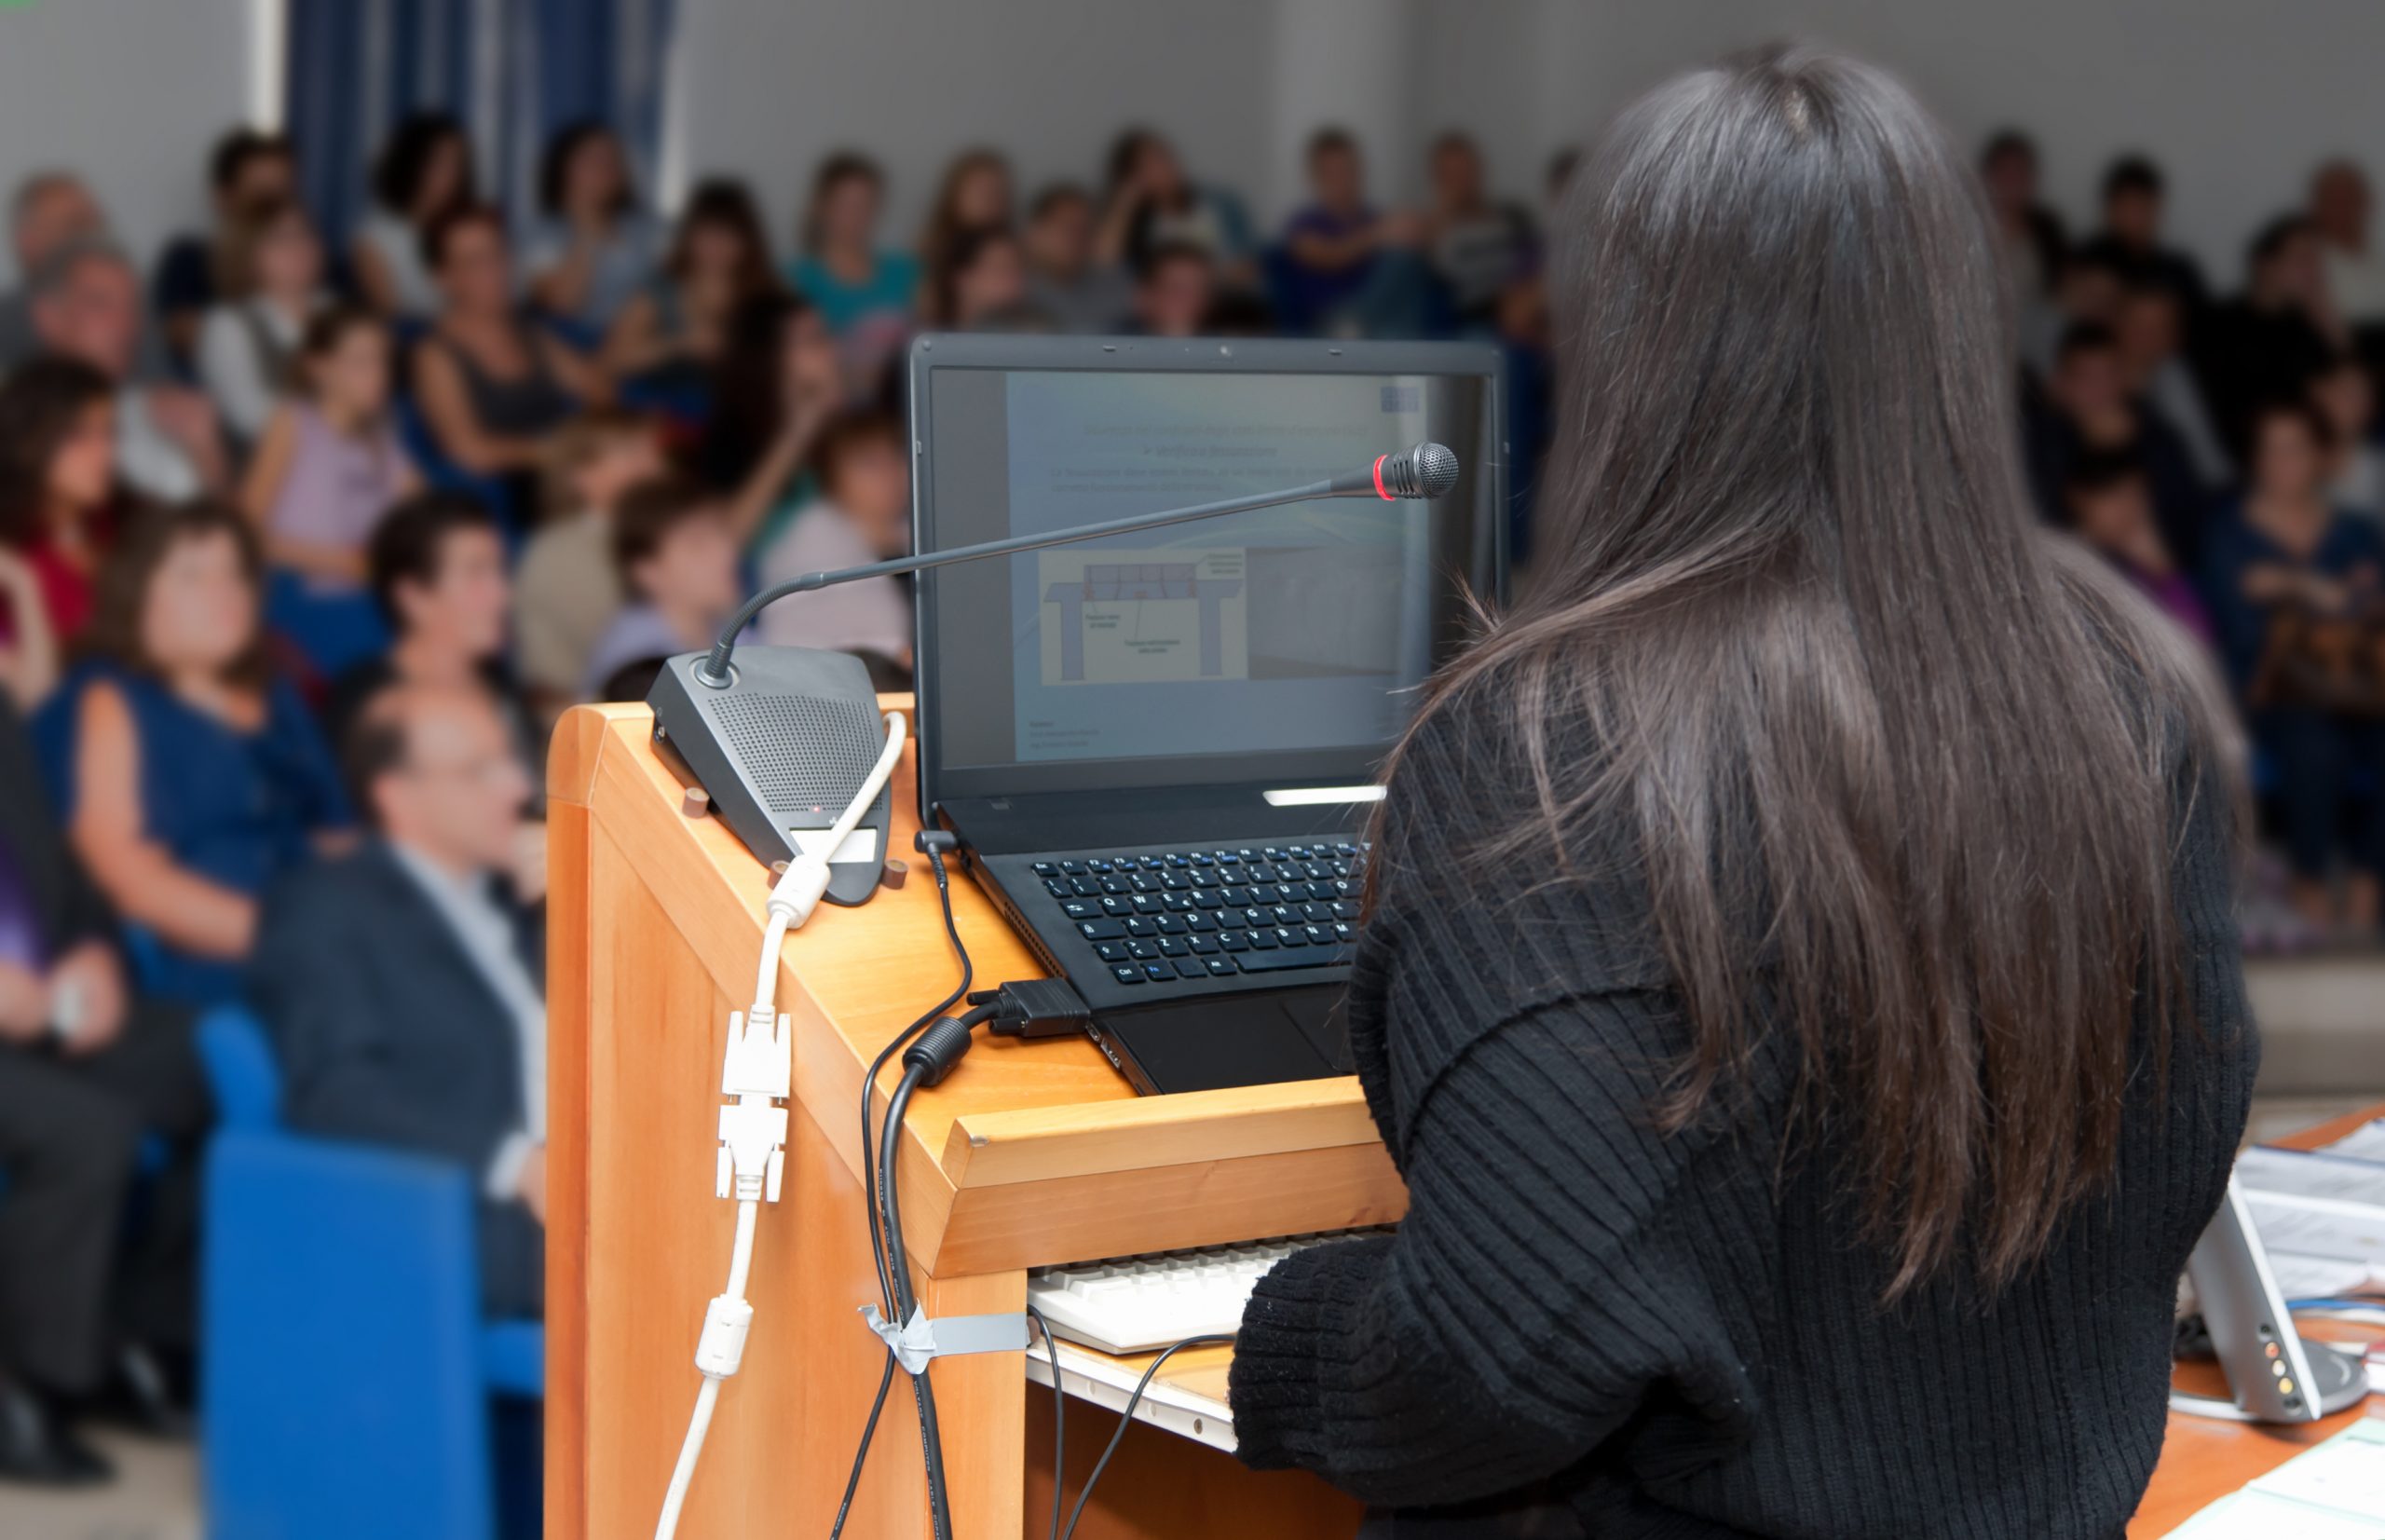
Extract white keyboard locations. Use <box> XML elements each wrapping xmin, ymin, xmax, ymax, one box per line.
<box><xmin>1027</xmin><ymin>1229</ymin><xmax>1392</xmax><ymax>1356</ymax></box>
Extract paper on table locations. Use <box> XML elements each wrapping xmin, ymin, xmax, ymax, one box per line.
<box><xmin>2263</xmin><ymin>1249</ymin><xmax>2378</xmax><ymax>1301</ymax></box>
<box><xmin>2323</xmin><ymin>1120</ymin><xmax>2385</xmax><ymax>1164</ymax></box>
<box><xmin>2250</xmin><ymin>1417</ymin><xmax>2385</xmax><ymax>1518</ymax></box>
<box><xmin>2163</xmin><ymin>1490</ymin><xmax>2385</xmax><ymax>1540</ymax></box>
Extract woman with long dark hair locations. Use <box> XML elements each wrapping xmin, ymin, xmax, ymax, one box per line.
<box><xmin>1228</xmin><ymin>48</ymin><xmax>2252</xmax><ymax>1539</ymax></box>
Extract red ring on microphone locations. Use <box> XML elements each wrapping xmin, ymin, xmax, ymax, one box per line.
<box><xmin>1371</xmin><ymin>455</ymin><xmax>1391</xmax><ymax>499</ymax></box>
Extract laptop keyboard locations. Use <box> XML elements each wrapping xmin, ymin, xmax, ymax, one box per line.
<box><xmin>1032</xmin><ymin>842</ymin><xmax>1370</xmax><ymax>988</ymax></box>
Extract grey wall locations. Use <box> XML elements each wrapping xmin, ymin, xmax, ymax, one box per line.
<box><xmin>0</xmin><ymin>0</ymin><xmax>256</xmax><ymax>279</ymax></box>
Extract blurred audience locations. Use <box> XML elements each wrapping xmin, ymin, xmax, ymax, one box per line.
<box><xmin>525</xmin><ymin>121</ymin><xmax>660</xmax><ymax>336</ymax></box>
<box><xmin>703</xmin><ymin>291</ymin><xmax>845</xmax><ymax>552</ymax></box>
<box><xmin>601</xmin><ymin>178</ymin><xmax>777</xmax><ymax>388</ymax></box>
<box><xmin>786</xmin><ymin>152</ymin><xmax>917</xmax><ymax>389</ymax></box>
<box><xmin>0</xmin><ymin>356</ymin><xmax>120</xmax><ymax>657</ymax></box>
<box><xmin>2065</xmin><ymin>448</ymin><xmax>2215</xmax><ymax>647</ymax></box>
<box><xmin>515</xmin><ymin>412</ymin><xmax>663</xmax><ymax>726</ymax></box>
<box><xmin>45</xmin><ymin>503</ymin><xmax>348</xmax><ymax>1005</ymax></box>
<box><xmin>153</xmin><ymin>129</ymin><xmax>297</xmax><ymax>375</ymax></box>
<box><xmin>928</xmin><ymin>225</ymin><xmax>1031</xmax><ymax>331</ymax></box>
<box><xmin>2198</xmin><ymin>216</ymin><xmax>2342</xmax><ymax>457</ymax></box>
<box><xmin>755</xmin><ymin>407</ymin><xmax>913</xmax><ymax>678</ymax></box>
<box><xmin>2078</xmin><ymin>156</ymin><xmax>2209</xmax><ymax>317</ymax></box>
<box><xmin>1420</xmin><ymin>130</ymin><xmax>1534</xmax><ymax>329</ymax></box>
<box><xmin>1097</xmin><ymin>129</ymin><xmax>1255</xmax><ymax>291</ymax></box>
<box><xmin>1279</xmin><ymin>128</ymin><xmax>1421</xmax><ymax>334</ymax></box>
<box><xmin>2027</xmin><ymin>320</ymin><xmax>2210</xmax><ymax>567</ymax></box>
<box><xmin>1133</xmin><ymin>242</ymin><xmax>1220</xmax><ymax>339</ymax></box>
<box><xmin>253</xmin><ymin>680</ymin><xmax>545</xmax><ymax>1317</ymax></box>
<box><xmin>353</xmin><ymin>112</ymin><xmax>474</xmax><ymax>321</ymax></box>
<box><xmin>2314</xmin><ymin>350</ymin><xmax>2383</xmax><ymax>518</ymax></box>
<box><xmin>0</xmin><ymin>172</ymin><xmax>107</xmax><ymax>370</ymax></box>
<box><xmin>30</xmin><ymin>238</ymin><xmax>224</xmax><ymax>501</ymax></box>
<box><xmin>916</xmin><ymin>148</ymin><xmax>1015</xmax><ymax>307</ymax></box>
<box><xmin>1981</xmin><ymin>129</ymin><xmax>2066</xmax><ymax>301</ymax></box>
<box><xmin>0</xmin><ymin>691</ymin><xmax>209</xmax><ymax>1485</ymax></box>
<box><xmin>584</xmin><ymin>475</ymin><xmax>748</xmax><ymax>698</ymax></box>
<box><xmin>411</xmin><ymin>205</ymin><xmax>606</xmax><ymax>489</ymax></box>
<box><xmin>2201</xmin><ymin>401</ymin><xmax>2384</xmax><ymax>934</ymax></box>
<box><xmin>196</xmin><ymin>196</ymin><xmax>330</xmax><ymax>449</ymax></box>
<box><xmin>2115</xmin><ymin>274</ymin><xmax>2233</xmax><ymax>485</ymax></box>
<box><xmin>1023</xmin><ymin>184</ymin><xmax>1131</xmax><ymax>333</ymax></box>
<box><xmin>2312</xmin><ymin>159</ymin><xmax>2383</xmax><ymax>334</ymax></box>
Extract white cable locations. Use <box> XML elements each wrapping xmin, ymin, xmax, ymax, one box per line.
<box><xmin>654</xmin><ymin>713</ymin><xmax>905</xmax><ymax>1539</ymax></box>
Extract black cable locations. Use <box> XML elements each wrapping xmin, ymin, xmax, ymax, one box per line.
<box><xmin>879</xmin><ymin>1066</ymin><xmax>953</xmax><ymax>1540</ymax></box>
<box><xmin>1059</xmin><ymin>1334</ymin><xmax>1236</xmax><ymax>1540</ymax></box>
<box><xmin>1025</xmin><ymin>1305</ymin><xmax>1063</xmax><ymax>1540</ymax></box>
<box><xmin>828</xmin><ymin>846</ymin><xmax>971</xmax><ymax>1540</ymax></box>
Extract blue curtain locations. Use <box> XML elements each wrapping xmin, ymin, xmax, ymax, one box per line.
<box><xmin>285</xmin><ymin>0</ymin><xmax>677</xmax><ymax>256</ymax></box>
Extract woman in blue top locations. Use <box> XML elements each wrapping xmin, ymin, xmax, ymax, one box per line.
<box><xmin>2201</xmin><ymin>399</ymin><xmax>2385</xmax><ymax>934</ymax></box>
<box><xmin>41</xmin><ymin>501</ymin><xmax>349</xmax><ymax>1003</ymax></box>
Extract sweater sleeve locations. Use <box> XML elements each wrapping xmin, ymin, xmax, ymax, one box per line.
<box><xmin>1228</xmin><ymin>993</ymin><xmax>1761</xmax><ymax>1507</ymax></box>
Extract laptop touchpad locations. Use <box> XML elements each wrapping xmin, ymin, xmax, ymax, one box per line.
<box><xmin>1100</xmin><ymin>985</ymin><xmax>1353</xmax><ymax>1095</ymax></box>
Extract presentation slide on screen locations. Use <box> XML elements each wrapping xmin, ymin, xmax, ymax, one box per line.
<box><xmin>1002</xmin><ymin>372</ymin><xmax>1435</xmax><ymax>764</ymax></box>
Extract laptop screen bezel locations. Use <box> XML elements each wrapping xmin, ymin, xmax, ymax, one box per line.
<box><xmin>906</xmin><ymin>333</ymin><xmax>1508</xmax><ymax>824</ymax></box>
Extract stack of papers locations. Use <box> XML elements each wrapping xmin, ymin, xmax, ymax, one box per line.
<box><xmin>2166</xmin><ymin>1420</ymin><xmax>2385</xmax><ymax>1537</ymax></box>
<box><xmin>2236</xmin><ymin>1129</ymin><xmax>2385</xmax><ymax>1299</ymax></box>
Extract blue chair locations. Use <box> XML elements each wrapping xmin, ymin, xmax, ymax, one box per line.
<box><xmin>197</xmin><ymin>1006</ymin><xmax>541</xmax><ymax>1540</ymax></box>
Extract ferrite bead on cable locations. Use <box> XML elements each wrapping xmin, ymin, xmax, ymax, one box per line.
<box><xmin>902</xmin><ymin>1016</ymin><xmax>976</xmax><ymax>1087</ymax></box>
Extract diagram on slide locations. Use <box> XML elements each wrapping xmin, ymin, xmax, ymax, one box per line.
<box><xmin>1037</xmin><ymin>548</ymin><xmax>1247</xmax><ymax>685</ymax></box>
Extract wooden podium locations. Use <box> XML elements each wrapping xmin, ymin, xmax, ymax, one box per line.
<box><xmin>548</xmin><ymin>698</ymin><xmax>2363</xmax><ymax>1539</ymax></box>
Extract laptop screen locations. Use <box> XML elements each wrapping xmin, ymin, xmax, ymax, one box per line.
<box><xmin>910</xmin><ymin>337</ymin><xmax>1505</xmax><ymax>808</ymax></box>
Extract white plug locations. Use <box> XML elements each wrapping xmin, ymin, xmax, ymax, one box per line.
<box><xmin>768</xmin><ymin>852</ymin><xmax>836</xmax><ymax>929</ymax></box>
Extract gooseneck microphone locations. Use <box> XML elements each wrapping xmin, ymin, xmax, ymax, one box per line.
<box><xmin>692</xmin><ymin>442</ymin><xmax>1458</xmax><ymax>688</ymax></box>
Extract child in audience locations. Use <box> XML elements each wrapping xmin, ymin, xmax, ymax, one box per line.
<box><xmin>0</xmin><ymin>356</ymin><xmax>124</xmax><ymax>649</ymax></box>
<box><xmin>927</xmin><ymin>225</ymin><xmax>1029</xmax><ymax>330</ymax></box>
<box><xmin>755</xmin><ymin>408</ymin><xmax>912</xmax><ymax>680</ymax></box>
<box><xmin>2063</xmin><ymin>449</ymin><xmax>2215</xmax><ymax>647</ymax></box>
<box><xmin>787</xmin><ymin>153</ymin><xmax>916</xmax><ymax>388</ymax></box>
<box><xmin>525</xmin><ymin>121</ymin><xmax>660</xmax><ymax>335</ymax></box>
<box><xmin>1022</xmin><ymin>184</ymin><xmax>1131</xmax><ymax>334</ymax></box>
<box><xmin>1134</xmin><ymin>242</ymin><xmax>1219</xmax><ymax>338</ymax></box>
<box><xmin>198</xmin><ymin>197</ymin><xmax>329</xmax><ymax>450</ymax></box>
<box><xmin>238</xmin><ymin>307</ymin><xmax>419</xmax><ymax>675</ymax></box>
<box><xmin>413</xmin><ymin>204</ymin><xmax>608</xmax><ymax>488</ymax></box>
<box><xmin>2312</xmin><ymin>351</ymin><xmax>2384</xmax><ymax>518</ymax></box>
<box><xmin>47</xmin><ymin>502</ymin><xmax>348</xmax><ymax>1004</ymax></box>
<box><xmin>584</xmin><ymin>476</ymin><xmax>750</xmax><ymax>699</ymax></box>
<box><xmin>601</xmin><ymin>178</ymin><xmax>778</xmax><ymax>386</ymax></box>
<box><xmin>515</xmin><ymin>411</ymin><xmax>664</xmax><ymax>724</ymax></box>
<box><xmin>2201</xmin><ymin>401</ymin><xmax>2385</xmax><ymax>934</ymax></box>
<box><xmin>916</xmin><ymin>148</ymin><xmax>1014</xmax><ymax>299</ymax></box>
<box><xmin>353</xmin><ymin>112</ymin><xmax>473</xmax><ymax>321</ymax></box>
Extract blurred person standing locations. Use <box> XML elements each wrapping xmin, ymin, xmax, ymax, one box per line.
<box><xmin>2078</xmin><ymin>157</ymin><xmax>2209</xmax><ymax>319</ymax></box>
<box><xmin>524</xmin><ymin>122</ymin><xmax>661</xmax><ymax>337</ymax></box>
<box><xmin>238</xmin><ymin>307</ymin><xmax>419</xmax><ymax>675</ymax></box>
<box><xmin>352</xmin><ymin>112</ymin><xmax>475</xmax><ymax>322</ymax></box>
<box><xmin>0</xmin><ymin>357</ymin><xmax>122</xmax><ymax>658</ymax></box>
<box><xmin>195</xmin><ymin>196</ymin><xmax>331</xmax><ymax>451</ymax></box>
<box><xmin>0</xmin><ymin>172</ymin><xmax>107</xmax><ymax>371</ymax></box>
<box><xmin>1420</xmin><ymin>130</ymin><xmax>1535</xmax><ymax>330</ymax></box>
<box><xmin>153</xmin><ymin>129</ymin><xmax>298</xmax><ymax>375</ymax></box>
<box><xmin>29</xmin><ymin>238</ymin><xmax>225</xmax><ymax>502</ymax></box>
<box><xmin>0</xmin><ymin>690</ymin><xmax>211</xmax><ymax>1486</ymax></box>
<box><xmin>253</xmin><ymin>680</ymin><xmax>547</xmax><ymax>1317</ymax></box>
<box><xmin>44</xmin><ymin>502</ymin><xmax>349</xmax><ymax>1005</ymax></box>
<box><xmin>515</xmin><ymin>412</ymin><xmax>663</xmax><ymax>728</ymax></box>
<box><xmin>754</xmin><ymin>407</ymin><xmax>913</xmax><ymax>682</ymax></box>
<box><xmin>1022</xmin><ymin>184</ymin><xmax>1132</xmax><ymax>333</ymax></box>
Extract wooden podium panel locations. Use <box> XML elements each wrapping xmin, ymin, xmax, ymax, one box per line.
<box><xmin>547</xmin><ymin>698</ymin><xmax>2366</xmax><ymax>1538</ymax></box>
<box><xmin>546</xmin><ymin>701</ymin><xmax>1397</xmax><ymax>1538</ymax></box>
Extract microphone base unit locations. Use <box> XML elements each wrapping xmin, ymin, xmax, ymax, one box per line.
<box><xmin>647</xmin><ymin>646</ymin><xmax>895</xmax><ymax>906</ymax></box>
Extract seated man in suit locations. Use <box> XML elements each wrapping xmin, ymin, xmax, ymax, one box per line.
<box><xmin>252</xmin><ymin>681</ymin><xmax>547</xmax><ymax>1317</ymax></box>
<box><xmin>0</xmin><ymin>696</ymin><xmax>211</xmax><ymax>1486</ymax></box>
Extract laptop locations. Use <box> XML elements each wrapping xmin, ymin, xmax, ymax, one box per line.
<box><xmin>907</xmin><ymin>334</ymin><xmax>1506</xmax><ymax>1095</ymax></box>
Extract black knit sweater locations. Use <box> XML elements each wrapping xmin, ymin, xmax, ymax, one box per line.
<box><xmin>1228</xmin><ymin>688</ymin><xmax>2256</xmax><ymax>1538</ymax></box>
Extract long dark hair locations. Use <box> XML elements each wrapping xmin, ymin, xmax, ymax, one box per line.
<box><xmin>1403</xmin><ymin>47</ymin><xmax>2235</xmax><ymax>1298</ymax></box>
<box><xmin>665</xmin><ymin>178</ymin><xmax>777</xmax><ymax>299</ymax></box>
<box><xmin>0</xmin><ymin>355</ymin><xmax>115</xmax><ymax>549</ymax></box>
<box><xmin>87</xmin><ymin>499</ymin><xmax>270</xmax><ymax>688</ymax></box>
<box><xmin>702</xmin><ymin>290</ymin><xmax>819</xmax><ymax>491</ymax></box>
<box><xmin>371</xmin><ymin>111</ymin><xmax>472</xmax><ymax>221</ymax></box>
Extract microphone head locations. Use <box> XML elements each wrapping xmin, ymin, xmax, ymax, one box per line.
<box><xmin>1376</xmin><ymin>442</ymin><xmax>1460</xmax><ymax>499</ymax></box>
